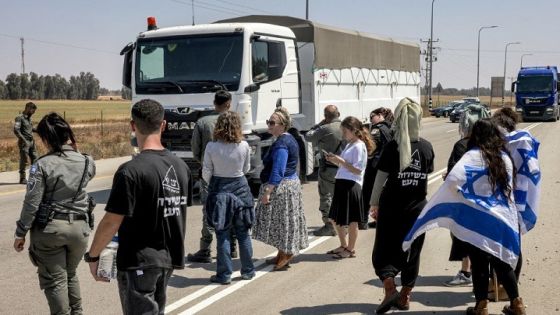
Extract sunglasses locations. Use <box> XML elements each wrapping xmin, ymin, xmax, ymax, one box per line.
<box><xmin>266</xmin><ymin>120</ymin><xmax>282</xmax><ymax>126</ymax></box>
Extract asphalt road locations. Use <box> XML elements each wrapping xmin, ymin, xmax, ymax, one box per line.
<box><xmin>0</xmin><ymin>116</ymin><xmax>558</xmax><ymax>315</ymax></box>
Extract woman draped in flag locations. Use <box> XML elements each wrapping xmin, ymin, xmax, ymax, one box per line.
<box><xmin>369</xmin><ymin>98</ymin><xmax>434</xmax><ymax>314</ymax></box>
<box><xmin>404</xmin><ymin>119</ymin><xmax>528</xmax><ymax>315</ymax></box>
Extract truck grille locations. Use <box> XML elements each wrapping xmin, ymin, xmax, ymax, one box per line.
<box><xmin>523</xmin><ymin>106</ymin><xmax>545</xmax><ymax>117</ymax></box>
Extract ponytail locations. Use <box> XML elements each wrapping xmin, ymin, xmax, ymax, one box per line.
<box><xmin>37</xmin><ymin>112</ymin><xmax>77</xmax><ymax>154</ymax></box>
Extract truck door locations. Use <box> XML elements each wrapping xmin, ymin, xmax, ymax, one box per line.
<box><xmin>250</xmin><ymin>36</ymin><xmax>289</xmax><ymax>125</ymax></box>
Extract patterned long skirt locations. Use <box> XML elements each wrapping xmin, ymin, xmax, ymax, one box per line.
<box><xmin>252</xmin><ymin>178</ymin><xmax>309</xmax><ymax>255</ymax></box>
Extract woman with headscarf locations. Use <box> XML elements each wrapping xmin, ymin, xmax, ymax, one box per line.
<box><xmin>369</xmin><ymin>98</ymin><xmax>435</xmax><ymax>314</ymax></box>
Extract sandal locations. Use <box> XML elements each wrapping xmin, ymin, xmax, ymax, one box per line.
<box><xmin>333</xmin><ymin>248</ymin><xmax>356</xmax><ymax>259</ymax></box>
<box><xmin>326</xmin><ymin>246</ymin><xmax>346</xmax><ymax>255</ymax></box>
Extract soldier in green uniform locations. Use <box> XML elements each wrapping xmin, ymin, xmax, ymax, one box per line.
<box><xmin>13</xmin><ymin>112</ymin><xmax>96</xmax><ymax>315</ymax></box>
<box><xmin>14</xmin><ymin>102</ymin><xmax>38</xmax><ymax>184</ymax></box>
<box><xmin>304</xmin><ymin>105</ymin><xmax>343</xmax><ymax>236</ymax></box>
<box><xmin>187</xmin><ymin>90</ymin><xmax>237</xmax><ymax>262</ymax></box>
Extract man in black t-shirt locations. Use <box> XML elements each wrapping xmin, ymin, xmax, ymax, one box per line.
<box><xmin>85</xmin><ymin>99</ymin><xmax>190</xmax><ymax>315</ymax></box>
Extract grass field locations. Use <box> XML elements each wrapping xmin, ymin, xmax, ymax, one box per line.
<box><xmin>0</xmin><ymin>96</ymin><xmax>516</xmax><ymax>172</ymax></box>
<box><xmin>0</xmin><ymin>100</ymin><xmax>132</xmax><ymax>172</ymax></box>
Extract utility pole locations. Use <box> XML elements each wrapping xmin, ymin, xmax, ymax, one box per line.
<box><xmin>305</xmin><ymin>0</ymin><xmax>309</xmax><ymax>20</ymax></box>
<box><xmin>421</xmin><ymin>39</ymin><xmax>439</xmax><ymax>109</ymax></box>
<box><xmin>428</xmin><ymin>0</ymin><xmax>435</xmax><ymax>110</ymax></box>
<box><xmin>503</xmin><ymin>41</ymin><xmax>520</xmax><ymax>106</ymax></box>
<box><xmin>476</xmin><ymin>25</ymin><xmax>498</xmax><ymax>98</ymax></box>
<box><xmin>20</xmin><ymin>37</ymin><xmax>25</xmax><ymax>74</ymax></box>
<box><xmin>192</xmin><ymin>0</ymin><xmax>195</xmax><ymax>26</ymax></box>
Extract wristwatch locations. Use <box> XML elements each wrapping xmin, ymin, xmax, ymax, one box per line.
<box><xmin>14</xmin><ymin>233</ymin><xmax>24</xmax><ymax>240</ymax></box>
<box><xmin>84</xmin><ymin>252</ymin><xmax>100</xmax><ymax>263</ymax></box>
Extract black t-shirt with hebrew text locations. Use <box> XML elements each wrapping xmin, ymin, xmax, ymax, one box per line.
<box><xmin>377</xmin><ymin>138</ymin><xmax>434</xmax><ymax>210</ymax></box>
<box><xmin>106</xmin><ymin>149</ymin><xmax>190</xmax><ymax>270</ymax></box>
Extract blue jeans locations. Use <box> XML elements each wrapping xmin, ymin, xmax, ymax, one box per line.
<box><xmin>215</xmin><ymin>222</ymin><xmax>254</xmax><ymax>281</ymax></box>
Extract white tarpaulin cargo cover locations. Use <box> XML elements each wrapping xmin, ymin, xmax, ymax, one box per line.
<box><xmin>215</xmin><ymin>15</ymin><xmax>420</xmax><ymax>73</ymax></box>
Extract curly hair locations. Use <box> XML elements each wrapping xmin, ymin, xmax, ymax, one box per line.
<box><xmin>213</xmin><ymin>111</ymin><xmax>243</xmax><ymax>143</ymax></box>
<box><xmin>371</xmin><ymin>107</ymin><xmax>394</xmax><ymax>124</ymax></box>
<box><xmin>491</xmin><ymin>107</ymin><xmax>518</xmax><ymax>132</ymax></box>
<box><xmin>341</xmin><ymin>116</ymin><xmax>374</xmax><ymax>155</ymax></box>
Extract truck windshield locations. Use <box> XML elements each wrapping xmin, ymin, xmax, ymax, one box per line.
<box><xmin>517</xmin><ymin>75</ymin><xmax>553</xmax><ymax>93</ymax></box>
<box><xmin>135</xmin><ymin>33</ymin><xmax>243</xmax><ymax>94</ymax></box>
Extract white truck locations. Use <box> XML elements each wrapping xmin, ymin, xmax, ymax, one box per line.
<box><xmin>120</xmin><ymin>15</ymin><xmax>420</xmax><ymax>185</ymax></box>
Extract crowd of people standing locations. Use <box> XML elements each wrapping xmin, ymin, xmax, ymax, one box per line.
<box><xmin>11</xmin><ymin>91</ymin><xmax>538</xmax><ymax>315</ymax></box>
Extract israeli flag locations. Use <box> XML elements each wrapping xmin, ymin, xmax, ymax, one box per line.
<box><xmin>402</xmin><ymin>149</ymin><xmax>521</xmax><ymax>268</ymax></box>
<box><xmin>506</xmin><ymin>130</ymin><xmax>541</xmax><ymax>234</ymax></box>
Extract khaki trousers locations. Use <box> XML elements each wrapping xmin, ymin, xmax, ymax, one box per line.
<box><xmin>29</xmin><ymin>219</ymin><xmax>90</xmax><ymax>315</ymax></box>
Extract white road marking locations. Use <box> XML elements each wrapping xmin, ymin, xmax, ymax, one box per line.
<box><xmin>446</xmin><ymin>129</ymin><xmax>456</xmax><ymax>133</ymax></box>
<box><xmin>172</xmin><ymin>119</ymin><xmax>546</xmax><ymax>312</ymax></box>
<box><xmin>169</xmin><ymin>168</ymin><xmax>450</xmax><ymax>314</ymax></box>
<box><xmin>177</xmin><ymin>236</ymin><xmax>331</xmax><ymax>315</ymax></box>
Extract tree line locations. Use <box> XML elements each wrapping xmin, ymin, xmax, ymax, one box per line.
<box><xmin>424</xmin><ymin>83</ymin><xmax>511</xmax><ymax>97</ymax></box>
<box><xmin>0</xmin><ymin>72</ymin><xmax>103</xmax><ymax>100</ymax></box>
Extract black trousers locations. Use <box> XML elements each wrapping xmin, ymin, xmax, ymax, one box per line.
<box><xmin>466</xmin><ymin>243</ymin><xmax>519</xmax><ymax>302</ymax></box>
<box><xmin>117</xmin><ymin>268</ymin><xmax>173</xmax><ymax>315</ymax></box>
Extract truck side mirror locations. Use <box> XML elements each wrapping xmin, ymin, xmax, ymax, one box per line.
<box><xmin>244</xmin><ymin>83</ymin><xmax>260</xmax><ymax>93</ymax></box>
<box><xmin>511</xmin><ymin>81</ymin><xmax>516</xmax><ymax>93</ymax></box>
<box><xmin>120</xmin><ymin>42</ymin><xmax>135</xmax><ymax>89</ymax></box>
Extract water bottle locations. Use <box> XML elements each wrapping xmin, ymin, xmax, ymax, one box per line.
<box><xmin>97</xmin><ymin>236</ymin><xmax>118</xmax><ymax>280</ymax></box>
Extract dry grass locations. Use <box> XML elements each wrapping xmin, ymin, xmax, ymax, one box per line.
<box><xmin>0</xmin><ymin>100</ymin><xmax>132</xmax><ymax>172</ymax></box>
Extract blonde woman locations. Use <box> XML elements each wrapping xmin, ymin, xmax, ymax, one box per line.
<box><xmin>253</xmin><ymin>107</ymin><xmax>308</xmax><ymax>271</ymax></box>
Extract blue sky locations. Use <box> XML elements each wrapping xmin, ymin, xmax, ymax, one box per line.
<box><xmin>1</xmin><ymin>0</ymin><xmax>559</xmax><ymax>90</ymax></box>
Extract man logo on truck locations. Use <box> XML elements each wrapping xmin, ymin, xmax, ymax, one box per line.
<box><xmin>167</xmin><ymin>122</ymin><xmax>194</xmax><ymax>131</ymax></box>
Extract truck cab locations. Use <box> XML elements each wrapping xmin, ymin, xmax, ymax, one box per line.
<box><xmin>121</xmin><ymin>18</ymin><xmax>300</xmax><ymax>181</ymax></box>
<box><xmin>121</xmin><ymin>16</ymin><xmax>421</xmax><ymax>185</ymax></box>
<box><xmin>512</xmin><ymin>66</ymin><xmax>560</xmax><ymax>122</ymax></box>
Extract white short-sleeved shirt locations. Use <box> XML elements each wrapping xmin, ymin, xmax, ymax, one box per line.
<box><xmin>335</xmin><ymin>140</ymin><xmax>368</xmax><ymax>186</ymax></box>
<box><xmin>202</xmin><ymin>141</ymin><xmax>250</xmax><ymax>184</ymax></box>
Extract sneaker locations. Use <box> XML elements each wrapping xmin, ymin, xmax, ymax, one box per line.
<box><xmin>19</xmin><ymin>178</ymin><xmax>27</xmax><ymax>185</ymax></box>
<box><xmin>444</xmin><ymin>271</ymin><xmax>472</xmax><ymax>287</ymax></box>
<box><xmin>358</xmin><ymin>222</ymin><xmax>368</xmax><ymax>230</ymax></box>
<box><xmin>368</xmin><ymin>221</ymin><xmax>377</xmax><ymax>228</ymax></box>
<box><xmin>186</xmin><ymin>249</ymin><xmax>212</xmax><ymax>263</ymax></box>
<box><xmin>313</xmin><ymin>224</ymin><xmax>336</xmax><ymax>236</ymax></box>
<box><xmin>241</xmin><ymin>273</ymin><xmax>255</xmax><ymax>280</ymax></box>
<box><xmin>210</xmin><ymin>275</ymin><xmax>231</xmax><ymax>285</ymax></box>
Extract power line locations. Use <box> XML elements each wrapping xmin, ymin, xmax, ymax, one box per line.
<box><xmin>0</xmin><ymin>33</ymin><xmax>118</xmax><ymax>55</ymax></box>
<box><xmin>441</xmin><ymin>47</ymin><xmax>560</xmax><ymax>55</ymax></box>
<box><xmin>210</xmin><ymin>0</ymin><xmax>275</xmax><ymax>15</ymax></box>
<box><xmin>168</xmin><ymin>0</ymin><xmax>247</xmax><ymax>17</ymax></box>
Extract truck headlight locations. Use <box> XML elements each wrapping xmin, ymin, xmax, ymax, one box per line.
<box><xmin>515</xmin><ymin>107</ymin><xmax>522</xmax><ymax>112</ymax></box>
<box><xmin>250</xmin><ymin>145</ymin><xmax>257</xmax><ymax>156</ymax></box>
<box><xmin>546</xmin><ymin>107</ymin><xmax>554</xmax><ymax>112</ymax></box>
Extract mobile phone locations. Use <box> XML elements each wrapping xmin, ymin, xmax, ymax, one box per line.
<box><xmin>321</xmin><ymin>149</ymin><xmax>331</xmax><ymax>156</ymax></box>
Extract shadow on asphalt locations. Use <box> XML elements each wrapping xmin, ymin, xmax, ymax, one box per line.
<box><xmin>280</xmin><ymin>303</ymin><xmax>372</xmax><ymax>314</ymax></box>
<box><xmin>167</xmin><ymin>274</ymin><xmax>213</xmax><ymax>288</ymax></box>
<box><xmin>365</xmin><ymin>275</ymin><xmax>464</xmax><ymax>288</ymax></box>
<box><xmin>0</xmin><ymin>182</ymin><xmax>20</xmax><ymax>186</ymax></box>
<box><xmin>280</xmin><ymin>302</ymin><xmax>468</xmax><ymax>314</ymax></box>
